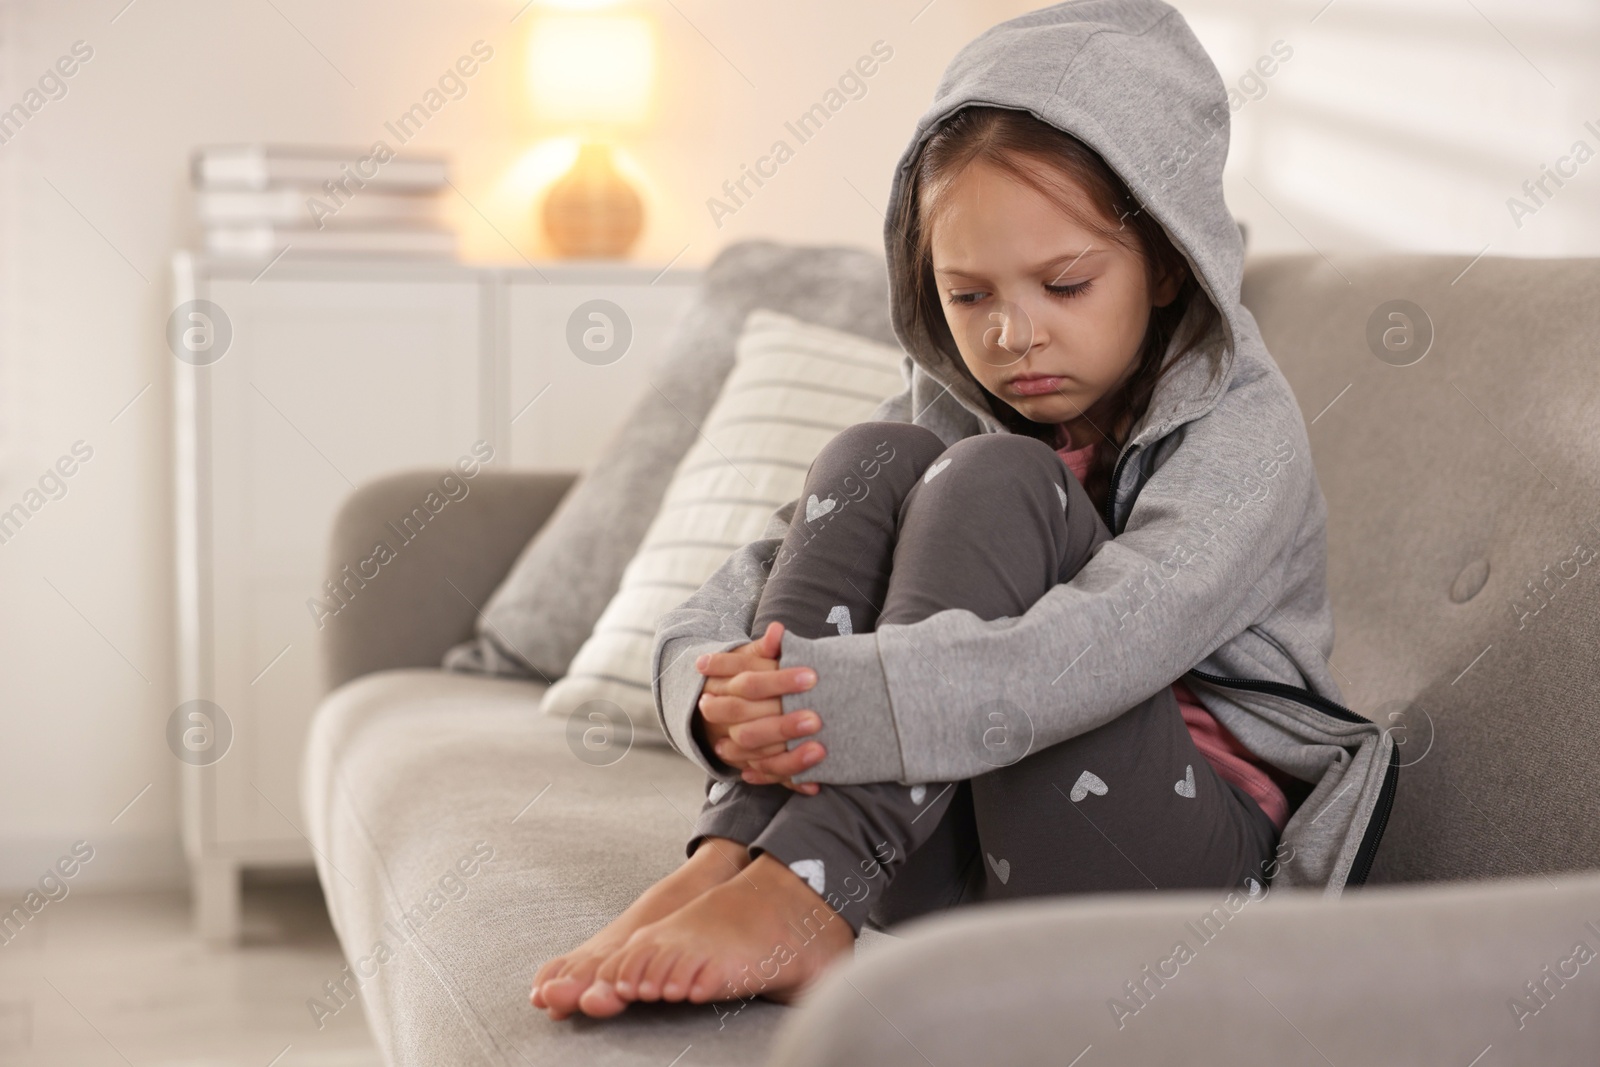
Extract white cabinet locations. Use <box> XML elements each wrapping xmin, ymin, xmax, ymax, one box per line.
<box><xmin>505</xmin><ymin>274</ymin><xmax>703</xmax><ymax>471</ymax></box>
<box><xmin>172</xmin><ymin>255</ymin><xmax>699</xmax><ymax>939</ymax></box>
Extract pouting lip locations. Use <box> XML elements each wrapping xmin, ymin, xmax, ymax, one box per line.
<box><xmin>1004</xmin><ymin>372</ymin><xmax>1063</xmax><ymax>384</ymax></box>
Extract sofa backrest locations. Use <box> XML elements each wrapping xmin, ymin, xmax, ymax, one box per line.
<box><xmin>1241</xmin><ymin>254</ymin><xmax>1600</xmax><ymax>885</ymax></box>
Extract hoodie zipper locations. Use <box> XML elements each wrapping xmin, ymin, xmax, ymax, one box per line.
<box><xmin>1103</xmin><ymin>441</ymin><xmax>1398</xmax><ymax>888</ymax></box>
<box><xmin>1184</xmin><ymin>669</ymin><xmax>1399</xmax><ymax>889</ymax></box>
<box><xmin>1102</xmin><ymin>444</ymin><xmax>1136</xmax><ymax>534</ymax></box>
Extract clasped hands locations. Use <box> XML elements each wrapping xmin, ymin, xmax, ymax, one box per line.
<box><xmin>693</xmin><ymin>621</ymin><xmax>826</xmax><ymax>795</ymax></box>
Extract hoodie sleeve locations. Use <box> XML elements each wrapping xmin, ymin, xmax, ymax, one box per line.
<box><xmin>651</xmin><ymin>500</ymin><xmax>795</xmax><ymax>778</ymax></box>
<box><xmin>651</xmin><ymin>361</ymin><xmax>917</xmax><ymax>777</ymax></box>
<box><xmin>775</xmin><ymin>376</ymin><xmax>1317</xmax><ymax>786</ymax></box>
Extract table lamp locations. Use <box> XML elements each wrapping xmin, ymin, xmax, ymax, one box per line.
<box><xmin>528</xmin><ymin>7</ymin><xmax>655</xmax><ymax>258</ymax></box>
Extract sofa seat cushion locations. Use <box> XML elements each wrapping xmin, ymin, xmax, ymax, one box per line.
<box><xmin>302</xmin><ymin>669</ymin><xmax>795</xmax><ymax>1065</ymax></box>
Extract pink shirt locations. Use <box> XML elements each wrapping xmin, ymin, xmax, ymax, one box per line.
<box><xmin>1055</xmin><ymin>428</ymin><xmax>1291</xmax><ymax>831</ymax></box>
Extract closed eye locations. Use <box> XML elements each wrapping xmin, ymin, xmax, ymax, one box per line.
<box><xmin>1046</xmin><ymin>280</ymin><xmax>1093</xmax><ymax>299</ymax></box>
<box><xmin>948</xmin><ymin>279</ymin><xmax>1094</xmax><ymax>306</ymax></box>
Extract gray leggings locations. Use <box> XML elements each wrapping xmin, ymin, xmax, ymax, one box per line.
<box><xmin>690</xmin><ymin>421</ymin><xmax>1279</xmax><ymax>933</ymax></box>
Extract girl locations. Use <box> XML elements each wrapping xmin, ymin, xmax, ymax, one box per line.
<box><xmin>533</xmin><ymin>0</ymin><xmax>1394</xmax><ymax>1020</ymax></box>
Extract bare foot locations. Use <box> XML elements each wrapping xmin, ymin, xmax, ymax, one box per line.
<box><xmin>531</xmin><ymin>837</ymin><xmax>751</xmax><ymax>1020</ymax></box>
<box><xmin>575</xmin><ymin>852</ymin><xmax>855</xmax><ymax>1018</ymax></box>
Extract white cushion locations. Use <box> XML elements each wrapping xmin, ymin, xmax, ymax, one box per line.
<box><xmin>539</xmin><ymin>308</ymin><xmax>908</xmax><ymax>740</ymax></box>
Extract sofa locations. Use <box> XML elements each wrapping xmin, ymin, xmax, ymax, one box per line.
<box><xmin>302</xmin><ymin>245</ymin><xmax>1600</xmax><ymax>1065</ymax></box>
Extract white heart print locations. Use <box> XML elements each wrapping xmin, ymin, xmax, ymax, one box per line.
<box><xmin>707</xmin><ymin>779</ymin><xmax>735</xmax><ymax>804</ymax></box>
<box><xmin>986</xmin><ymin>852</ymin><xmax>1011</xmax><ymax>884</ymax></box>
<box><xmin>1069</xmin><ymin>769</ymin><xmax>1109</xmax><ymax>802</ymax></box>
<box><xmin>789</xmin><ymin>858</ymin><xmax>826</xmax><ymax>897</ymax></box>
<box><xmin>826</xmin><ymin>604</ymin><xmax>852</xmax><ymax>636</ymax></box>
<box><xmin>909</xmin><ymin>784</ymin><xmax>927</xmax><ymax>805</ymax></box>
<box><xmin>1055</xmin><ymin>483</ymin><xmax>1067</xmax><ymax>511</ymax></box>
<box><xmin>923</xmin><ymin>458</ymin><xmax>951</xmax><ymax>484</ymax></box>
<box><xmin>1175</xmin><ymin>764</ymin><xmax>1196</xmax><ymax>798</ymax></box>
<box><xmin>805</xmin><ymin>493</ymin><xmax>836</xmax><ymax>522</ymax></box>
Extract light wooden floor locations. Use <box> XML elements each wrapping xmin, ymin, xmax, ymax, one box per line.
<box><xmin>0</xmin><ymin>877</ymin><xmax>382</xmax><ymax>1066</ymax></box>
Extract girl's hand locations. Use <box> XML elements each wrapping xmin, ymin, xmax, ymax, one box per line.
<box><xmin>695</xmin><ymin>621</ymin><xmax>826</xmax><ymax>794</ymax></box>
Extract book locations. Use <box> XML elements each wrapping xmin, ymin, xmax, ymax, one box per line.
<box><xmin>197</xmin><ymin>188</ymin><xmax>444</xmax><ymax>227</ymax></box>
<box><xmin>192</xmin><ymin>144</ymin><xmax>448</xmax><ymax>192</ymax></box>
<box><xmin>204</xmin><ymin>224</ymin><xmax>456</xmax><ymax>259</ymax></box>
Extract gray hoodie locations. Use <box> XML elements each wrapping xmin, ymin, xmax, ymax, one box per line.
<box><xmin>651</xmin><ymin>0</ymin><xmax>1397</xmax><ymax>895</ymax></box>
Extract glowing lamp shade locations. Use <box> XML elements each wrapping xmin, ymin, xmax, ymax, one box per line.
<box><xmin>527</xmin><ymin>10</ymin><xmax>655</xmax><ymax>257</ymax></box>
<box><xmin>528</xmin><ymin>14</ymin><xmax>655</xmax><ymax>128</ymax></box>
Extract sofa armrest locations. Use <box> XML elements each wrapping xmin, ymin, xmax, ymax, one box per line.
<box><xmin>318</xmin><ymin>468</ymin><xmax>578</xmax><ymax>692</ymax></box>
<box><xmin>765</xmin><ymin>872</ymin><xmax>1600</xmax><ymax>1065</ymax></box>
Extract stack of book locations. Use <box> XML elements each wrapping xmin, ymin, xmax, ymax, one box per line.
<box><xmin>191</xmin><ymin>144</ymin><xmax>456</xmax><ymax>259</ymax></box>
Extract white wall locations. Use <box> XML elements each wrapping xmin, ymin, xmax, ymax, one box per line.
<box><xmin>1183</xmin><ymin>0</ymin><xmax>1600</xmax><ymax>258</ymax></box>
<box><xmin>0</xmin><ymin>0</ymin><xmax>1594</xmax><ymax>892</ymax></box>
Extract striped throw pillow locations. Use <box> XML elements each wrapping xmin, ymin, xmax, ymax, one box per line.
<box><xmin>539</xmin><ymin>307</ymin><xmax>908</xmax><ymax>743</ymax></box>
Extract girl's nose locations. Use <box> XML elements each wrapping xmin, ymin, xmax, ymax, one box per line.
<box><xmin>973</xmin><ymin>295</ymin><xmax>1040</xmax><ymax>366</ymax></box>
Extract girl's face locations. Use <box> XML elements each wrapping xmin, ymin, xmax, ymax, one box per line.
<box><xmin>928</xmin><ymin>157</ymin><xmax>1180</xmax><ymax>448</ymax></box>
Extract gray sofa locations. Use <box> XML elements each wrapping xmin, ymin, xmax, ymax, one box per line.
<box><xmin>303</xmin><ymin>249</ymin><xmax>1600</xmax><ymax>1064</ymax></box>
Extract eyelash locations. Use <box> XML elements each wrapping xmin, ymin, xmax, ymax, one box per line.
<box><xmin>948</xmin><ymin>280</ymin><xmax>1093</xmax><ymax>306</ymax></box>
<box><xmin>1046</xmin><ymin>280</ymin><xmax>1093</xmax><ymax>300</ymax></box>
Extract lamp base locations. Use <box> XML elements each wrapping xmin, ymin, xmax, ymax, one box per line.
<box><xmin>542</xmin><ymin>141</ymin><xmax>644</xmax><ymax>258</ymax></box>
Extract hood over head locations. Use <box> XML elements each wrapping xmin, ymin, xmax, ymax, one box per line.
<box><xmin>884</xmin><ymin>0</ymin><xmax>1245</xmax><ymax>446</ymax></box>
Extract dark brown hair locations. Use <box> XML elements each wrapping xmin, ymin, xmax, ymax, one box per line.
<box><xmin>891</xmin><ymin>105</ymin><xmax>1223</xmax><ymax>516</ymax></box>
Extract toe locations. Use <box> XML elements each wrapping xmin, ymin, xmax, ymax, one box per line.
<box><xmin>644</xmin><ymin>946</ymin><xmax>684</xmax><ymax>1001</ymax></box>
<box><xmin>599</xmin><ymin>935</ymin><xmax>644</xmax><ymax>998</ymax></box>
<box><xmin>662</xmin><ymin>949</ymin><xmax>706</xmax><ymax>1003</ymax></box>
<box><xmin>689</xmin><ymin>954</ymin><xmax>739</xmax><ymax>1003</ymax></box>
<box><xmin>531</xmin><ymin>955</ymin><xmax>566</xmax><ymax>989</ymax></box>
<box><xmin>618</xmin><ymin>940</ymin><xmax>661</xmax><ymax>1000</ymax></box>
<box><xmin>540</xmin><ymin>952</ymin><xmax>606</xmax><ymax>1013</ymax></box>
<box><xmin>592</xmin><ymin>941</ymin><xmax>625</xmax><ymax>985</ymax></box>
<box><xmin>540</xmin><ymin>974</ymin><xmax>590</xmax><ymax>1018</ymax></box>
<box><xmin>530</xmin><ymin>958</ymin><xmax>563</xmax><ymax>1007</ymax></box>
<box><xmin>577</xmin><ymin>979</ymin><xmax>628</xmax><ymax>1018</ymax></box>
<box><xmin>533</xmin><ymin>958</ymin><xmax>575</xmax><ymax>1008</ymax></box>
<box><xmin>557</xmin><ymin>951</ymin><xmax>603</xmax><ymax>991</ymax></box>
